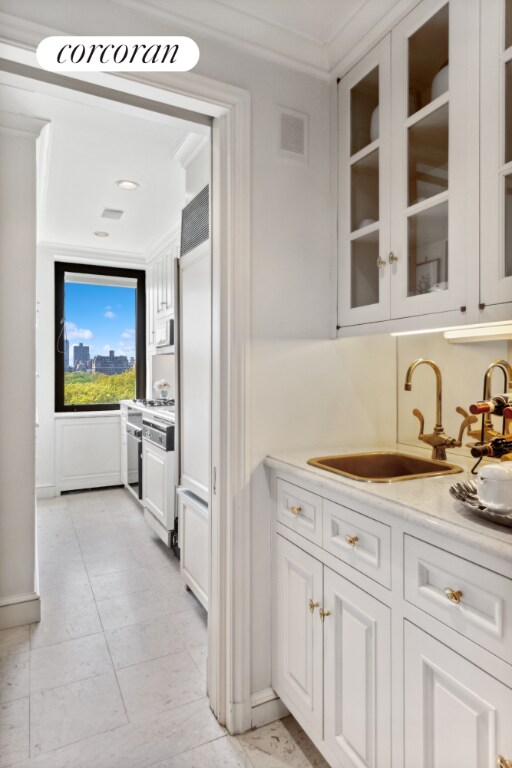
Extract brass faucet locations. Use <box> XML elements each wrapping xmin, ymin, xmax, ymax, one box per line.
<box><xmin>404</xmin><ymin>358</ymin><xmax>477</xmax><ymax>461</ymax></box>
<box><xmin>467</xmin><ymin>359</ymin><xmax>512</xmax><ymax>441</ymax></box>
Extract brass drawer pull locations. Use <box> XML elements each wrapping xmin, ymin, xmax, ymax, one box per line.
<box><xmin>291</xmin><ymin>505</ymin><xmax>302</xmax><ymax>515</ymax></box>
<box><xmin>497</xmin><ymin>756</ymin><xmax>512</xmax><ymax>768</ymax></box>
<box><xmin>308</xmin><ymin>599</ymin><xmax>319</xmax><ymax>614</ymax></box>
<box><xmin>388</xmin><ymin>251</ymin><xmax>399</xmax><ymax>264</ymax></box>
<box><xmin>345</xmin><ymin>535</ymin><xmax>359</xmax><ymax>547</ymax></box>
<box><xmin>319</xmin><ymin>608</ymin><xmax>331</xmax><ymax>622</ymax></box>
<box><xmin>444</xmin><ymin>588</ymin><xmax>463</xmax><ymax>604</ymax></box>
<box><xmin>376</xmin><ymin>257</ymin><xmax>387</xmax><ymax>269</ymax></box>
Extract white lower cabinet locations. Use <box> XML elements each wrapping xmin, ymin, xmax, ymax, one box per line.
<box><xmin>274</xmin><ymin>535</ymin><xmax>323</xmax><ymax>739</ymax></box>
<box><xmin>274</xmin><ymin>534</ymin><xmax>391</xmax><ymax>766</ymax></box>
<box><xmin>142</xmin><ymin>439</ymin><xmax>174</xmax><ymax>535</ymax></box>
<box><xmin>404</xmin><ymin>622</ymin><xmax>512</xmax><ymax>768</ymax></box>
<box><xmin>324</xmin><ymin>568</ymin><xmax>391</xmax><ymax>768</ymax></box>
<box><xmin>271</xmin><ymin>469</ymin><xmax>512</xmax><ymax>768</ymax></box>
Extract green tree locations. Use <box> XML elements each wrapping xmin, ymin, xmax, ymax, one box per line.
<box><xmin>64</xmin><ymin>367</ymin><xmax>136</xmax><ymax>405</ymax></box>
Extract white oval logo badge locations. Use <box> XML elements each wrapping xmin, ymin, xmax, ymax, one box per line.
<box><xmin>36</xmin><ymin>36</ymin><xmax>200</xmax><ymax>72</ymax></box>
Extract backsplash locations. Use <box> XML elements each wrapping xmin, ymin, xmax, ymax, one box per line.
<box><xmin>150</xmin><ymin>353</ymin><xmax>176</xmax><ymax>400</ymax></box>
<box><xmin>397</xmin><ymin>334</ymin><xmax>511</xmax><ymax>457</ymax></box>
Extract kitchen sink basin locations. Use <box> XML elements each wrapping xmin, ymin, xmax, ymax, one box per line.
<box><xmin>307</xmin><ymin>451</ymin><xmax>462</xmax><ymax>483</ymax></box>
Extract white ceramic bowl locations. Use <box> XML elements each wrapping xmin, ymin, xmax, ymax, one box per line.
<box><xmin>477</xmin><ymin>463</ymin><xmax>512</xmax><ymax>514</ymax></box>
<box><xmin>431</xmin><ymin>64</ymin><xmax>449</xmax><ymax>100</ymax></box>
<box><xmin>370</xmin><ymin>106</ymin><xmax>379</xmax><ymax>142</ymax></box>
<box><xmin>359</xmin><ymin>218</ymin><xmax>376</xmax><ymax>228</ymax></box>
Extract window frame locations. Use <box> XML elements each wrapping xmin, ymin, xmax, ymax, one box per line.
<box><xmin>55</xmin><ymin>261</ymin><xmax>146</xmax><ymax>412</ymax></box>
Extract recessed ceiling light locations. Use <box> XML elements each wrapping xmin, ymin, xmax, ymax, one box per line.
<box><xmin>94</xmin><ymin>231</ymin><xmax>110</xmax><ymax>237</ymax></box>
<box><xmin>116</xmin><ymin>180</ymin><xmax>139</xmax><ymax>191</ymax></box>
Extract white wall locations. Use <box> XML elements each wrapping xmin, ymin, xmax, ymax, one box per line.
<box><xmin>0</xmin><ymin>112</ymin><xmax>46</xmax><ymax>628</ymax></box>
<box><xmin>185</xmin><ymin>142</ymin><xmax>210</xmax><ymax>202</ymax></box>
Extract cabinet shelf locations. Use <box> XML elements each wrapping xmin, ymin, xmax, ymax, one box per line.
<box><xmin>405</xmin><ymin>90</ymin><xmax>449</xmax><ymax>130</ymax></box>
<box><xmin>350</xmin><ymin>138</ymin><xmax>379</xmax><ymax>166</ymax></box>
<box><xmin>349</xmin><ymin>221</ymin><xmax>379</xmax><ymax>241</ymax></box>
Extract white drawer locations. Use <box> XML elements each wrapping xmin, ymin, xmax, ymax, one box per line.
<box><xmin>322</xmin><ymin>499</ymin><xmax>391</xmax><ymax>588</ymax></box>
<box><xmin>276</xmin><ymin>478</ymin><xmax>322</xmax><ymax>546</ymax></box>
<box><xmin>404</xmin><ymin>535</ymin><xmax>512</xmax><ymax>665</ymax></box>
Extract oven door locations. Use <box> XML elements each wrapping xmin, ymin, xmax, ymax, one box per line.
<box><xmin>126</xmin><ymin>426</ymin><xmax>142</xmax><ymax>500</ymax></box>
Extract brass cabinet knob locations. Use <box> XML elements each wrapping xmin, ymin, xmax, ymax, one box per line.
<box><xmin>345</xmin><ymin>535</ymin><xmax>359</xmax><ymax>547</ymax></box>
<box><xmin>291</xmin><ymin>505</ymin><xmax>302</xmax><ymax>516</ymax></box>
<box><xmin>389</xmin><ymin>252</ymin><xmax>399</xmax><ymax>264</ymax></box>
<box><xmin>497</xmin><ymin>756</ymin><xmax>512</xmax><ymax>768</ymax></box>
<box><xmin>444</xmin><ymin>588</ymin><xmax>463</xmax><ymax>604</ymax></box>
<box><xmin>376</xmin><ymin>257</ymin><xmax>387</xmax><ymax>269</ymax></box>
<box><xmin>308</xmin><ymin>599</ymin><xmax>319</xmax><ymax>614</ymax></box>
<box><xmin>319</xmin><ymin>608</ymin><xmax>331</xmax><ymax>622</ymax></box>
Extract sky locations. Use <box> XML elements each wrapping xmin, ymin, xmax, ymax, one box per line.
<box><xmin>65</xmin><ymin>282</ymin><xmax>137</xmax><ymax>362</ymax></box>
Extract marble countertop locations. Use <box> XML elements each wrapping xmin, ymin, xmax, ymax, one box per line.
<box><xmin>120</xmin><ymin>400</ymin><xmax>176</xmax><ymax>423</ymax></box>
<box><xmin>265</xmin><ymin>442</ymin><xmax>512</xmax><ymax>561</ymax></box>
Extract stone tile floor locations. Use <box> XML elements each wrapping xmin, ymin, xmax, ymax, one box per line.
<box><xmin>0</xmin><ymin>487</ymin><xmax>328</xmax><ymax>767</ymax></box>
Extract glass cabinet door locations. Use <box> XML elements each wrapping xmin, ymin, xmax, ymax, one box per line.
<box><xmin>338</xmin><ymin>37</ymin><xmax>391</xmax><ymax>326</ymax></box>
<box><xmin>389</xmin><ymin>0</ymin><xmax>476</xmax><ymax>320</ymax></box>
<box><xmin>480</xmin><ymin>0</ymin><xmax>512</xmax><ymax>309</ymax></box>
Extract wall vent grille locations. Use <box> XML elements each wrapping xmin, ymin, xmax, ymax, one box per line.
<box><xmin>181</xmin><ymin>184</ymin><xmax>209</xmax><ymax>256</ymax></box>
<box><xmin>279</xmin><ymin>109</ymin><xmax>308</xmax><ymax>162</ymax></box>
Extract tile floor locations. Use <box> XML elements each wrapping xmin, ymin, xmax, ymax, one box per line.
<box><xmin>0</xmin><ymin>487</ymin><xmax>328</xmax><ymax>768</ymax></box>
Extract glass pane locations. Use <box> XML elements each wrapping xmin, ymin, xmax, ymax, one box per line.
<box><xmin>351</xmin><ymin>230</ymin><xmax>380</xmax><ymax>308</ymax></box>
<box><xmin>506</xmin><ymin>61</ymin><xmax>512</xmax><ymax>164</ymax></box>
<box><xmin>407</xmin><ymin>202</ymin><xmax>448</xmax><ymax>297</ymax></box>
<box><xmin>408</xmin><ymin>4</ymin><xmax>449</xmax><ymax>116</ymax></box>
<box><xmin>505</xmin><ymin>174</ymin><xmax>512</xmax><ymax>278</ymax></box>
<box><xmin>350</xmin><ymin>67</ymin><xmax>379</xmax><ymax>155</ymax></box>
<box><xmin>64</xmin><ymin>275</ymin><xmax>137</xmax><ymax>405</ymax></box>
<box><xmin>506</xmin><ymin>0</ymin><xmax>512</xmax><ymax>50</ymax></box>
<box><xmin>351</xmin><ymin>149</ymin><xmax>379</xmax><ymax>231</ymax></box>
<box><xmin>408</xmin><ymin>103</ymin><xmax>448</xmax><ymax>205</ymax></box>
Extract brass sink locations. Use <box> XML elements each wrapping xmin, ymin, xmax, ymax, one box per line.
<box><xmin>307</xmin><ymin>451</ymin><xmax>462</xmax><ymax>483</ymax></box>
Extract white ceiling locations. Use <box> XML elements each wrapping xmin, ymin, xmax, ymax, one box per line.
<box><xmin>0</xmin><ymin>77</ymin><xmax>208</xmax><ymax>258</ymax></box>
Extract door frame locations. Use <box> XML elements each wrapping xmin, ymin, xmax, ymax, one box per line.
<box><xmin>0</xmin><ymin>31</ymin><xmax>252</xmax><ymax>733</ymax></box>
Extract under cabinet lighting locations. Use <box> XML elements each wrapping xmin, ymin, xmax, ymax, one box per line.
<box><xmin>443</xmin><ymin>321</ymin><xmax>512</xmax><ymax>343</ymax></box>
<box><xmin>94</xmin><ymin>231</ymin><xmax>110</xmax><ymax>237</ymax></box>
<box><xmin>116</xmin><ymin>180</ymin><xmax>139</xmax><ymax>191</ymax></box>
<box><xmin>391</xmin><ymin>325</ymin><xmax>456</xmax><ymax>337</ymax></box>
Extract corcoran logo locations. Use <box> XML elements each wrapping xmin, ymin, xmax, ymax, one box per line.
<box><xmin>36</xmin><ymin>36</ymin><xmax>200</xmax><ymax>72</ymax></box>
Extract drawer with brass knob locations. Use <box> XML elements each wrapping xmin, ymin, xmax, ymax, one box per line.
<box><xmin>276</xmin><ymin>478</ymin><xmax>322</xmax><ymax>546</ymax></box>
<box><xmin>404</xmin><ymin>535</ymin><xmax>512</xmax><ymax>665</ymax></box>
<box><xmin>323</xmin><ymin>499</ymin><xmax>391</xmax><ymax>588</ymax></box>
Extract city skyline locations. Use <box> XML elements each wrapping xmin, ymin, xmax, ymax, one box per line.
<box><xmin>64</xmin><ymin>281</ymin><xmax>137</xmax><ymax>362</ymax></box>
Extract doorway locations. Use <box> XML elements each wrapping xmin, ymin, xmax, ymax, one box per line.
<box><xmin>0</xmin><ymin>47</ymin><xmax>251</xmax><ymax>732</ymax></box>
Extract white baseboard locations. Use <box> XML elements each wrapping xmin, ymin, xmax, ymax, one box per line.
<box><xmin>251</xmin><ymin>688</ymin><xmax>289</xmax><ymax>729</ymax></box>
<box><xmin>36</xmin><ymin>484</ymin><xmax>57</xmax><ymax>499</ymax></box>
<box><xmin>0</xmin><ymin>592</ymin><xmax>40</xmax><ymax>630</ymax></box>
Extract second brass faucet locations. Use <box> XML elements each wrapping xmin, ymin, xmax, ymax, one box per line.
<box><xmin>404</xmin><ymin>358</ymin><xmax>477</xmax><ymax>461</ymax></box>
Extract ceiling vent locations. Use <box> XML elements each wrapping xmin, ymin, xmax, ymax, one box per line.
<box><xmin>279</xmin><ymin>107</ymin><xmax>308</xmax><ymax>163</ymax></box>
<box><xmin>181</xmin><ymin>184</ymin><xmax>209</xmax><ymax>257</ymax></box>
<box><xmin>101</xmin><ymin>208</ymin><xmax>124</xmax><ymax>220</ymax></box>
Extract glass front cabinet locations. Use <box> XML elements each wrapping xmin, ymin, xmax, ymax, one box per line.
<box><xmin>338</xmin><ymin>0</ymin><xmax>489</xmax><ymax>332</ymax></box>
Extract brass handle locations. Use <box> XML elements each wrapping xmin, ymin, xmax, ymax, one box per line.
<box><xmin>291</xmin><ymin>505</ymin><xmax>302</xmax><ymax>516</ymax></box>
<box><xmin>388</xmin><ymin>252</ymin><xmax>398</xmax><ymax>264</ymax></box>
<box><xmin>308</xmin><ymin>599</ymin><xmax>319</xmax><ymax>614</ymax></box>
<box><xmin>444</xmin><ymin>588</ymin><xmax>463</xmax><ymax>604</ymax></box>
<box><xmin>345</xmin><ymin>535</ymin><xmax>359</xmax><ymax>547</ymax></box>
<box><xmin>319</xmin><ymin>608</ymin><xmax>331</xmax><ymax>622</ymax></box>
<box><xmin>497</xmin><ymin>757</ymin><xmax>512</xmax><ymax>768</ymax></box>
<box><xmin>376</xmin><ymin>257</ymin><xmax>387</xmax><ymax>269</ymax></box>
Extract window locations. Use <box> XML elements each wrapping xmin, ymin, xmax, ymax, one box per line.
<box><xmin>55</xmin><ymin>262</ymin><xmax>146</xmax><ymax>412</ymax></box>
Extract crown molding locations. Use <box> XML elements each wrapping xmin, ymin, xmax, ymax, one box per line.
<box><xmin>144</xmin><ymin>215</ymin><xmax>182</xmax><ymax>263</ymax></box>
<box><xmin>172</xmin><ymin>132</ymin><xmax>209</xmax><ymax>169</ymax></box>
<box><xmin>109</xmin><ymin>0</ymin><xmax>331</xmax><ymax>80</ymax></box>
<box><xmin>38</xmin><ymin>241</ymin><xmax>146</xmax><ymax>268</ymax></box>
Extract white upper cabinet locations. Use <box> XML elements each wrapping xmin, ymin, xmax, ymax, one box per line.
<box><xmin>338</xmin><ymin>0</ymin><xmax>482</xmax><ymax>333</ymax></box>
<box><xmin>480</xmin><ymin>0</ymin><xmax>512</xmax><ymax>313</ymax></box>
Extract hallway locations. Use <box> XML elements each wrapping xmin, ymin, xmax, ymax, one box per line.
<box><xmin>0</xmin><ymin>488</ymin><xmax>327</xmax><ymax>767</ymax></box>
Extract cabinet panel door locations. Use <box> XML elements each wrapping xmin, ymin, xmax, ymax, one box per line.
<box><xmin>389</xmin><ymin>0</ymin><xmax>479</xmax><ymax>319</ymax></box>
<box><xmin>404</xmin><ymin>621</ymin><xmax>512</xmax><ymax>768</ymax></box>
<box><xmin>480</xmin><ymin>0</ymin><xmax>512</xmax><ymax>307</ymax></box>
<box><xmin>338</xmin><ymin>36</ymin><xmax>392</xmax><ymax>327</ymax></box>
<box><xmin>323</xmin><ymin>567</ymin><xmax>391</xmax><ymax>768</ymax></box>
<box><xmin>142</xmin><ymin>440</ymin><xmax>173</xmax><ymax>528</ymax></box>
<box><xmin>273</xmin><ymin>535</ymin><xmax>323</xmax><ymax>739</ymax></box>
